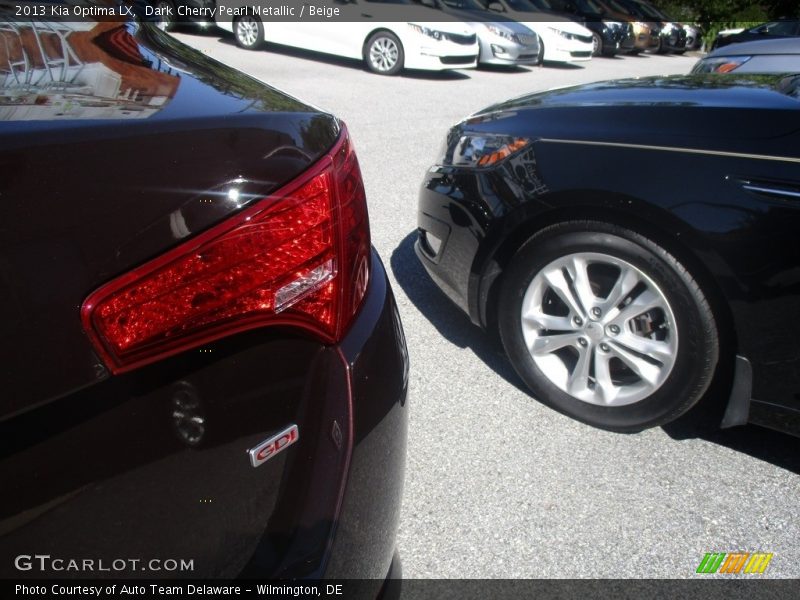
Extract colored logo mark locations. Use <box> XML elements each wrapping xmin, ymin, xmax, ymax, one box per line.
<box><xmin>696</xmin><ymin>552</ymin><xmax>773</xmax><ymax>574</ymax></box>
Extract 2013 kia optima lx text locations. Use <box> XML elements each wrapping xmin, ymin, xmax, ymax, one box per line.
<box><xmin>0</xmin><ymin>14</ymin><xmax>408</xmax><ymax>586</ymax></box>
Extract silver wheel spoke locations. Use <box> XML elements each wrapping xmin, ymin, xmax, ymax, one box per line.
<box><xmin>594</xmin><ymin>351</ymin><xmax>618</xmax><ymax>404</ymax></box>
<box><xmin>567</xmin><ymin>345</ymin><xmax>593</xmax><ymax>397</ymax></box>
<box><xmin>565</xmin><ymin>255</ymin><xmax>596</xmax><ymax>314</ymax></box>
<box><xmin>530</xmin><ymin>332</ymin><xmax>581</xmax><ymax>356</ymax></box>
<box><xmin>522</xmin><ymin>310</ymin><xmax>574</xmax><ymax>332</ymax></box>
<box><xmin>613</xmin><ymin>332</ymin><xmax>673</xmax><ymax>363</ymax></box>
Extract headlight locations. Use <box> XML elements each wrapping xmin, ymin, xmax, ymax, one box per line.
<box><xmin>440</xmin><ymin>133</ymin><xmax>531</xmax><ymax>168</ymax></box>
<box><xmin>692</xmin><ymin>55</ymin><xmax>751</xmax><ymax>74</ymax></box>
<box><xmin>407</xmin><ymin>23</ymin><xmax>445</xmax><ymax>41</ymax></box>
<box><xmin>547</xmin><ymin>26</ymin><xmax>574</xmax><ymax>40</ymax></box>
<box><xmin>483</xmin><ymin>24</ymin><xmax>516</xmax><ymax>42</ymax></box>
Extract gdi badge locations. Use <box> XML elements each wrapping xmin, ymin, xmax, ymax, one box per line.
<box><xmin>248</xmin><ymin>425</ymin><xmax>299</xmax><ymax>468</ymax></box>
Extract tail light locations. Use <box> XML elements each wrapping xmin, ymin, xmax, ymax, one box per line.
<box><xmin>82</xmin><ymin>125</ymin><xmax>370</xmax><ymax>374</ymax></box>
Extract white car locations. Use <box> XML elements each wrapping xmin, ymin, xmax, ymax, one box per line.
<box><xmin>214</xmin><ymin>0</ymin><xmax>479</xmax><ymax>75</ymax></box>
<box><xmin>480</xmin><ymin>0</ymin><xmax>594</xmax><ymax>63</ymax></box>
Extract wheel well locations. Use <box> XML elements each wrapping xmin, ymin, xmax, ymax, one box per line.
<box><xmin>480</xmin><ymin>205</ymin><xmax>738</xmax><ymax>363</ymax></box>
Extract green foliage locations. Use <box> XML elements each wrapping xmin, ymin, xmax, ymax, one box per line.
<box><xmin>647</xmin><ymin>1</ymin><xmax>797</xmax><ymax>48</ymax></box>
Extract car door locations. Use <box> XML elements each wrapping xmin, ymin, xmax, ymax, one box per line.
<box><xmin>724</xmin><ymin>126</ymin><xmax>800</xmax><ymax>420</ymax></box>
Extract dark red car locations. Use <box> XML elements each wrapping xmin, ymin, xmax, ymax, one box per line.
<box><xmin>0</xmin><ymin>15</ymin><xmax>408</xmax><ymax>587</ymax></box>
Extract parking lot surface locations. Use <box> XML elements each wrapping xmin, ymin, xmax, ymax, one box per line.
<box><xmin>175</xmin><ymin>29</ymin><xmax>800</xmax><ymax>578</ymax></box>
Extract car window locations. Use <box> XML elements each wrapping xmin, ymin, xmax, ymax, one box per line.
<box><xmin>778</xmin><ymin>75</ymin><xmax>800</xmax><ymax>99</ymax></box>
<box><xmin>750</xmin><ymin>21</ymin><xmax>799</xmax><ymax>36</ymax></box>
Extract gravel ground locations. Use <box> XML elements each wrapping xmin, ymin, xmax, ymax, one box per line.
<box><xmin>174</xmin><ymin>28</ymin><xmax>800</xmax><ymax>579</ymax></box>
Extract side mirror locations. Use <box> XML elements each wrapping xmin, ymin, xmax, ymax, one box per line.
<box><xmin>488</xmin><ymin>2</ymin><xmax>505</xmax><ymax>12</ymax></box>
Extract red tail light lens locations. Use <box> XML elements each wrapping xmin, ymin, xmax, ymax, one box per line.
<box><xmin>82</xmin><ymin>126</ymin><xmax>370</xmax><ymax>374</ymax></box>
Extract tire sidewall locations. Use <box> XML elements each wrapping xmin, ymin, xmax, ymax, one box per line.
<box><xmin>591</xmin><ymin>33</ymin><xmax>602</xmax><ymax>56</ymax></box>
<box><xmin>498</xmin><ymin>223</ymin><xmax>718</xmax><ymax>432</ymax></box>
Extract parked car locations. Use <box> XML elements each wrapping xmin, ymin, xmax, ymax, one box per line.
<box><xmin>477</xmin><ymin>0</ymin><xmax>594</xmax><ymax>63</ymax></box>
<box><xmin>216</xmin><ymin>0</ymin><xmax>479</xmax><ymax>75</ymax></box>
<box><xmin>712</xmin><ymin>19</ymin><xmax>800</xmax><ymax>51</ymax></box>
<box><xmin>0</xmin><ymin>15</ymin><xmax>409</xmax><ymax>583</ymax></box>
<box><xmin>683</xmin><ymin>22</ymin><xmax>703</xmax><ymax>50</ymax></box>
<box><xmin>416</xmin><ymin>0</ymin><xmax>541</xmax><ymax>66</ymax></box>
<box><xmin>416</xmin><ymin>73</ymin><xmax>800</xmax><ymax>436</ymax></box>
<box><xmin>613</xmin><ymin>0</ymin><xmax>687</xmax><ymax>53</ymax></box>
<box><xmin>692</xmin><ymin>38</ymin><xmax>800</xmax><ymax>74</ymax></box>
<box><xmin>591</xmin><ymin>0</ymin><xmax>656</xmax><ymax>53</ymax></box>
<box><xmin>546</xmin><ymin>0</ymin><xmax>634</xmax><ymax>56</ymax></box>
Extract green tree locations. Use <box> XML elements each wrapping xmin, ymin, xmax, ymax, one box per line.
<box><xmin>650</xmin><ymin>1</ymin><xmax>797</xmax><ymax>48</ymax></box>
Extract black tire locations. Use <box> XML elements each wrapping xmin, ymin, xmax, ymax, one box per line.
<box><xmin>591</xmin><ymin>32</ymin><xmax>603</xmax><ymax>57</ymax></box>
<box><xmin>155</xmin><ymin>0</ymin><xmax>176</xmax><ymax>32</ymax></box>
<box><xmin>364</xmin><ymin>31</ymin><xmax>404</xmax><ymax>75</ymax></box>
<box><xmin>497</xmin><ymin>220</ymin><xmax>719</xmax><ymax>432</ymax></box>
<box><xmin>234</xmin><ymin>15</ymin><xmax>264</xmax><ymax>50</ymax></box>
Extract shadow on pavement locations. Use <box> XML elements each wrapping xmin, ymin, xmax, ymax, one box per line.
<box><xmin>390</xmin><ymin>231</ymin><xmax>527</xmax><ymax>394</ymax></box>
<box><xmin>663</xmin><ymin>418</ymin><xmax>800</xmax><ymax>475</ymax></box>
<box><xmin>541</xmin><ymin>60</ymin><xmax>586</xmax><ymax>69</ymax></box>
<box><xmin>213</xmin><ymin>32</ymin><xmax>472</xmax><ymax>80</ymax></box>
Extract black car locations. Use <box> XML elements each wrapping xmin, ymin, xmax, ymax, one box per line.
<box><xmin>416</xmin><ymin>74</ymin><xmax>800</xmax><ymax>436</ymax></box>
<box><xmin>712</xmin><ymin>19</ymin><xmax>800</xmax><ymax>51</ymax></box>
<box><xmin>692</xmin><ymin>38</ymin><xmax>800</xmax><ymax>74</ymax></box>
<box><xmin>612</xmin><ymin>0</ymin><xmax>687</xmax><ymax>53</ymax></box>
<box><xmin>545</xmin><ymin>0</ymin><xmax>634</xmax><ymax>56</ymax></box>
<box><xmin>0</xmin><ymin>15</ymin><xmax>408</xmax><ymax>584</ymax></box>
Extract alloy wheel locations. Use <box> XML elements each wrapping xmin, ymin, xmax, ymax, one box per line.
<box><xmin>369</xmin><ymin>37</ymin><xmax>399</xmax><ymax>72</ymax></box>
<box><xmin>519</xmin><ymin>252</ymin><xmax>678</xmax><ymax>407</ymax></box>
<box><xmin>237</xmin><ymin>17</ymin><xmax>260</xmax><ymax>48</ymax></box>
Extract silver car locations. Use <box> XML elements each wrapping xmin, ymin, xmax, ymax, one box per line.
<box><xmin>420</xmin><ymin>0</ymin><xmax>541</xmax><ymax>65</ymax></box>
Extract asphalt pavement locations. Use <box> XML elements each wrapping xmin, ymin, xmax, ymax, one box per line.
<box><xmin>173</xmin><ymin>28</ymin><xmax>800</xmax><ymax>579</ymax></box>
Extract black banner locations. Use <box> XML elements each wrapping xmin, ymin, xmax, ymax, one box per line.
<box><xmin>4</xmin><ymin>579</ymin><xmax>800</xmax><ymax>600</ymax></box>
